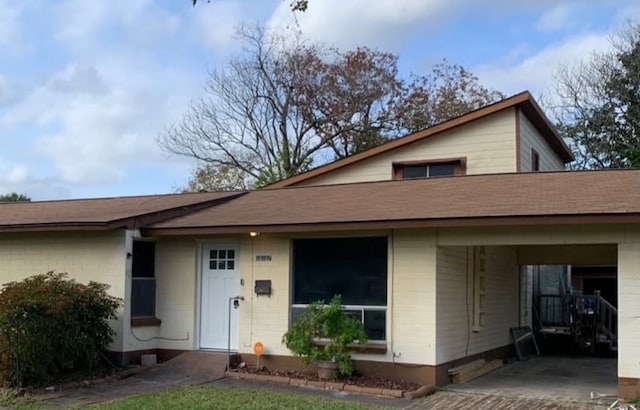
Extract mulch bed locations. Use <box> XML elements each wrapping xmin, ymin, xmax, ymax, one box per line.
<box><xmin>234</xmin><ymin>366</ymin><xmax>421</xmax><ymax>391</ymax></box>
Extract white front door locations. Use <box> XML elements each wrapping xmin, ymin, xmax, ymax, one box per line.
<box><xmin>200</xmin><ymin>244</ymin><xmax>240</xmax><ymax>350</ymax></box>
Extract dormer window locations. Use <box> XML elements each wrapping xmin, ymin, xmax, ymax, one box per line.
<box><xmin>393</xmin><ymin>158</ymin><xmax>465</xmax><ymax>180</ymax></box>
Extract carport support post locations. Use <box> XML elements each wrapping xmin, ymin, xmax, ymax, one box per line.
<box><xmin>617</xmin><ymin>237</ymin><xmax>640</xmax><ymax>399</ymax></box>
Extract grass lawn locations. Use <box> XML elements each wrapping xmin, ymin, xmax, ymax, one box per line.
<box><xmin>90</xmin><ymin>386</ymin><xmax>393</xmax><ymax>410</ymax></box>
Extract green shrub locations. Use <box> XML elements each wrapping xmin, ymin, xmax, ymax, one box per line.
<box><xmin>282</xmin><ymin>295</ymin><xmax>368</xmax><ymax>377</ymax></box>
<box><xmin>0</xmin><ymin>271</ymin><xmax>122</xmax><ymax>386</ymax></box>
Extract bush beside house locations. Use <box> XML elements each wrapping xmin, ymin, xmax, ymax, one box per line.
<box><xmin>0</xmin><ymin>272</ymin><xmax>121</xmax><ymax>387</ymax></box>
<box><xmin>282</xmin><ymin>295</ymin><xmax>368</xmax><ymax>378</ymax></box>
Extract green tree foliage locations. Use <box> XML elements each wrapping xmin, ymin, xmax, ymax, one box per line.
<box><xmin>0</xmin><ymin>272</ymin><xmax>122</xmax><ymax>386</ymax></box>
<box><xmin>0</xmin><ymin>193</ymin><xmax>30</xmax><ymax>202</ymax></box>
<box><xmin>554</xmin><ymin>22</ymin><xmax>640</xmax><ymax>168</ymax></box>
<box><xmin>162</xmin><ymin>25</ymin><xmax>503</xmax><ymax>191</ymax></box>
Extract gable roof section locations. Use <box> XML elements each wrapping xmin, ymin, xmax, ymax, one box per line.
<box><xmin>266</xmin><ymin>91</ymin><xmax>574</xmax><ymax>188</ymax></box>
<box><xmin>145</xmin><ymin>170</ymin><xmax>640</xmax><ymax>235</ymax></box>
<box><xmin>0</xmin><ymin>191</ymin><xmax>245</xmax><ymax>232</ymax></box>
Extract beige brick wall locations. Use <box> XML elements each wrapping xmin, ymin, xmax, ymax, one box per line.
<box><xmin>435</xmin><ymin>246</ymin><xmax>519</xmax><ymax>364</ymax></box>
<box><xmin>0</xmin><ymin>231</ymin><xmax>127</xmax><ymax>350</ymax></box>
<box><xmin>124</xmin><ymin>237</ymin><xmax>200</xmax><ymax>352</ymax></box>
<box><xmin>237</xmin><ymin>234</ymin><xmax>292</xmax><ymax>356</ymax></box>
<box><xmin>519</xmin><ymin>111</ymin><xmax>565</xmax><ymax>171</ymax></box>
<box><xmin>236</xmin><ymin>230</ymin><xmax>439</xmax><ymax>365</ymax></box>
<box><xmin>295</xmin><ymin>108</ymin><xmax>517</xmax><ymax>186</ymax></box>
<box><xmin>389</xmin><ymin>229</ymin><xmax>438</xmax><ymax>365</ymax></box>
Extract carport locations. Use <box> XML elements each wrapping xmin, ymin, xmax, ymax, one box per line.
<box><xmin>435</xmin><ymin>223</ymin><xmax>638</xmax><ymax>399</ymax></box>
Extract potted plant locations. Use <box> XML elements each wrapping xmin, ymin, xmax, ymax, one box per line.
<box><xmin>282</xmin><ymin>295</ymin><xmax>368</xmax><ymax>379</ymax></box>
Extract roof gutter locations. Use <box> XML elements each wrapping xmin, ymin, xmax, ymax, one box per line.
<box><xmin>0</xmin><ymin>222</ymin><xmax>110</xmax><ymax>233</ymax></box>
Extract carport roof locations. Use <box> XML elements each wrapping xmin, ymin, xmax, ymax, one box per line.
<box><xmin>0</xmin><ymin>191</ymin><xmax>244</xmax><ymax>231</ymax></box>
<box><xmin>145</xmin><ymin>169</ymin><xmax>640</xmax><ymax>235</ymax></box>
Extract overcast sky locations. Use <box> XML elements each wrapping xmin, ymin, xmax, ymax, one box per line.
<box><xmin>0</xmin><ymin>0</ymin><xmax>636</xmax><ymax>200</ymax></box>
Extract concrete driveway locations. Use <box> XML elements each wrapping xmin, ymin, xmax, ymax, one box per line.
<box><xmin>446</xmin><ymin>356</ymin><xmax>617</xmax><ymax>403</ymax></box>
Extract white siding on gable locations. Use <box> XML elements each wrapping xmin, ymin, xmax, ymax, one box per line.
<box><xmin>435</xmin><ymin>245</ymin><xmax>519</xmax><ymax>364</ymax></box>
<box><xmin>519</xmin><ymin>110</ymin><xmax>565</xmax><ymax>171</ymax></box>
<box><xmin>296</xmin><ymin>109</ymin><xmax>518</xmax><ymax>187</ymax></box>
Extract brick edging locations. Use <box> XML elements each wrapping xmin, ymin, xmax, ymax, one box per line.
<box><xmin>225</xmin><ymin>371</ymin><xmax>434</xmax><ymax>399</ymax></box>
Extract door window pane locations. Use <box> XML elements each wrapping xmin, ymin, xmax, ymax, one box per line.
<box><xmin>208</xmin><ymin>248</ymin><xmax>236</xmax><ymax>271</ymax></box>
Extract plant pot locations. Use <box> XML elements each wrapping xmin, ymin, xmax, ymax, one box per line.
<box><xmin>317</xmin><ymin>360</ymin><xmax>338</xmax><ymax>379</ymax></box>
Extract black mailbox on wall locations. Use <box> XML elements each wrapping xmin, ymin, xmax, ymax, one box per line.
<box><xmin>254</xmin><ymin>280</ymin><xmax>272</xmax><ymax>296</ymax></box>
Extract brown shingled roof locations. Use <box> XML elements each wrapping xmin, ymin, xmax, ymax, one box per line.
<box><xmin>266</xmin><ymin>91</ymin><xmax>574</xmax><ymax>189</ymax></box>
<box><xmin>0</xmin><ymin>191</ymin><xmax>244</xmax><ymax>231</ymax></box>
<box><xmin>144</xmin><ymin>170</ymin><xmax>640</xmax><ymax>235</ymax></box>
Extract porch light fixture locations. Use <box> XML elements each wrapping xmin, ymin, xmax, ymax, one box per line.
<box><xmin>249</xmin><ymin>231</ymin><xmax>260</xmax><ymax>237</ymax></box>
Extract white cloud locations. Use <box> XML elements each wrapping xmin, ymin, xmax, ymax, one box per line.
<box><xmin>268</xmin><ymin>0</ymin><xmax>461</xmax><ymax>50</ymax></box>
<box><xmin>0</xmin><ymin>60</ymin><xmax>197</xmax><ymax>185</ymax></box>
<box><xmin>0</xmin><ymin>161</ymin><xmax>69</xmax><ymax>200</ymax></box>
<box><xmin>192</xmin><ymin>0</ymin><xmax>278</xmax><ymax>55</ymax></box>
<box><xmin>474</xmin><ymin>32</ymin><xmax>612</xmax><ymax>98</ymax></box>
<box><xmin>0</xmin><ymin>0</ymin><xmax>27</xmax><ymax>52</ymax></box>
<box><xmin>535</xmin><ymin>3</ymin><xmax>577</xmax><ymax>32</ymax></box>
<box><xmin>0</xmin><ymin>74</ymin><xmax>11</xmax><ymax>106</ymax></box>
<box><xmin>0</xmin><ymin>1</ymin><xmax>203</xmax><ymax>193</ymax></box>
<box><xmin>54</xmin><ymin>0</ymin><xmax>144</xmax><ymax>44</ymax></box>
<box><xmin>266</xmin><ymin>0</ymin><xmax>571</xmax><ymax>51</ymax></box>
<box><xmin>195</xmin><ymin>1</ymin><xmax>245</xmax><ymax>51</ymax></box>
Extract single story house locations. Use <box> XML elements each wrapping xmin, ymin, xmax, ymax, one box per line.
<box><xmin>1</xmin><ymin>92</ymin><xmax>639</xmax><ymax>398</ymax></box>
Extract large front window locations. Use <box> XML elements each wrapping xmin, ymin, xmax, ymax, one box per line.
<box><xmin>291</xmin><ymin>237</ymin><xmax>388</xmax><ymax>341</ymax></box>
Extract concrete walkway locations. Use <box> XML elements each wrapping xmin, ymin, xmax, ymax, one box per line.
<box><xmin>37</xmin><ymin>351</ymin><xmax>229</xmax><ymax>408</ymax></box>
<box><xmin>31</xmin><ymin>354</ymin><xmax>623</xmax><ymax>409</ymax></box>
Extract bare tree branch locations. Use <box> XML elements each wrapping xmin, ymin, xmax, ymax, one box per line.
<box><xmin>160</xmin><ymin>24</ymin><xmax>503</xmax><ymax>190</ymax></box>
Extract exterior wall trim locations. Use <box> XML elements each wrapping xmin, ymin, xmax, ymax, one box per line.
<box><xmin>515</xmin><ymin>106</ymin><xmax>521</xmax><ymax>172</ymax></box>
<box><xmin>144</xmin><ymin>214</ymin><xmax>640</xmax><ymax>237</ymax></box>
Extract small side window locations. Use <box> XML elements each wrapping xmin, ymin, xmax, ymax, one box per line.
<box><xmin>132</xmin><ymin>240</ymin><xmax>156</xmax><ymax>318</ymax></box>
